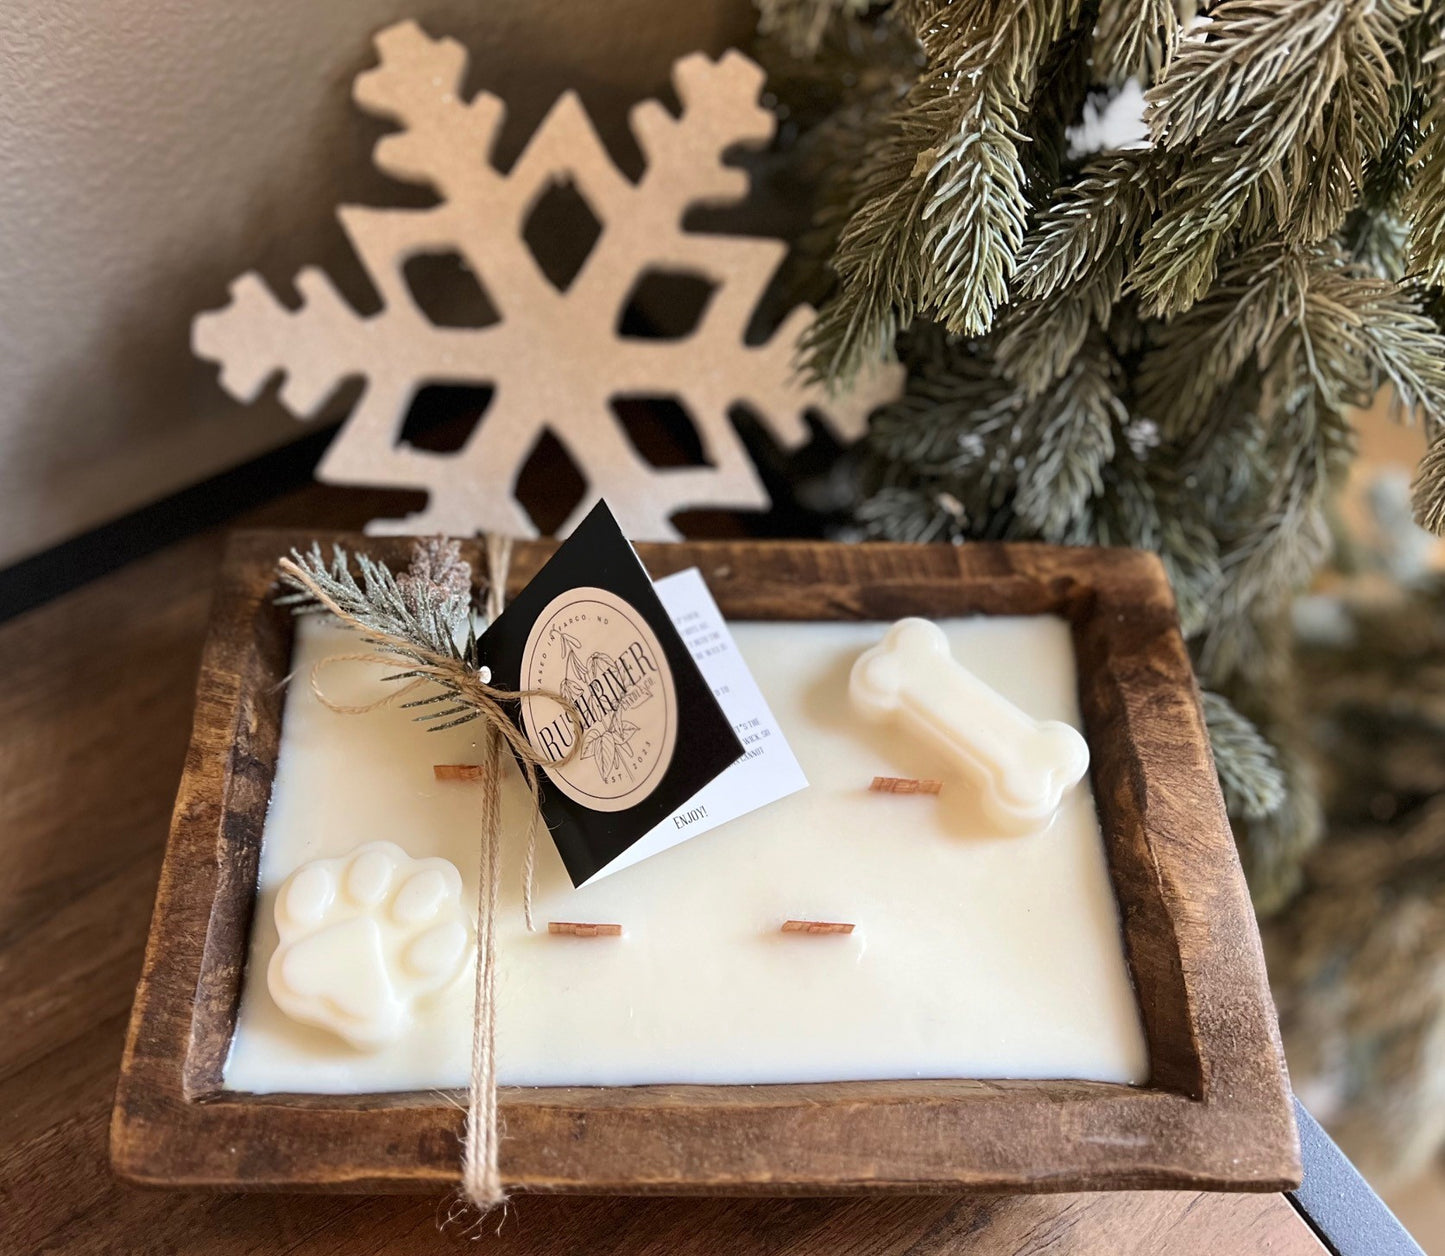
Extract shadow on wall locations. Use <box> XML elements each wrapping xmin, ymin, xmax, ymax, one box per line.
<box><xmin>0</xmin><ymin>0</ymin><xmax>754</xmax><ymax>568</ymax></box>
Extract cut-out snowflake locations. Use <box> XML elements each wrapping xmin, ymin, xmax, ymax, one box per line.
<box><xmin>193</xmin><ymin>21</ymin><xmax>902</xmax><ymax>539</ymax></box>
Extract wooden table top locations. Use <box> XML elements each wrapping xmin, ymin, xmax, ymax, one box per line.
<box><xmin>0</xmin><ymin>486</ymin><xmax>1329</xmax><ymax>1254</ymax></box>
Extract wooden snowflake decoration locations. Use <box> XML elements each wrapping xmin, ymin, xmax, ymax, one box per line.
<box><xmin>193</xmin><ymin>21</ymin><xmax>902</xmax><ymax>539</ymax></box>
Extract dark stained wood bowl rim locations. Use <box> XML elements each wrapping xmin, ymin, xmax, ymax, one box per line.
<box><xmin>111</xmin><ymin>532</ymin><xmax>1300</xmax><ymax>1195</ymax></box>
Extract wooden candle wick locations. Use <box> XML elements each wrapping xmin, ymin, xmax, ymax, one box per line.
<box><xmin>869</xmin><ymin>776</ymin><xmax>942</xmax><ymax>795</ymax></box>
<box><xmin>781</xmin><ymin>920</ymin><xmax>855</xmax><ymax>935</ymax></box>
<box><xmin>548</xmin><ymin>921</ymin><xmax>623</xmax><ymax>937</ymax></box>
<box><xmin>434</xmin><ymin>763</ymin><xmax>486</xmax><ymax>781</ymax></box>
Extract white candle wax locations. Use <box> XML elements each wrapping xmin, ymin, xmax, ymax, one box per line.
<box><xmin>224</xmin><ymin>614</ymin><xmax>1148</xmax><ymax>1093</ymax></box>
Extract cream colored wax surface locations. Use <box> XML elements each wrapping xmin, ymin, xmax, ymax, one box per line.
<box><xmin>224</xmin><ymin>614</ymin><xmax>1149</xmax><ymax>1093</ymax></box>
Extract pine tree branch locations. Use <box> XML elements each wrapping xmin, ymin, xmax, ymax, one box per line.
<box><xmin>855</xmin><ymin>483</ymin><xmax>971</xmax><ymax>541</ymax></box>
<box><xmin>867</xmin><ymin>328</ymin><xmax>1018</xmax><ymax>477</ymax></box>
<box><xmin>996</xmin><ymin>151</ymin><xmax>1163</xmax><ymax>394</ymax></box>
<box><xmin>1094</xmin><ymin>444</ymin><xmax>1226</xmax><ymax>637</ymax></box>
<box><xmin>1093</xmin><ymin>0</ymin><xmax>1178</xmax><ymax>84</ymax></box>
<box><xmin>803</xmin><ymin>0</ymin><xmax>1081</xmax><ymax>381</ymax></box>
<box><xmin>1134</xmin><ymin>0</ymin><xmax>1410</xmax><ymax>315</ymax></box>
<box><xmin>1011</xmin><ymin>335</ymin><xmax>1123</xmax><ymax>537</ymax></box>
<box><xmin>1136</xmin><ymin>243</ymin><xmax>1305</xmax><ymax>437</ymax></box>
<box><xmin>1286</xmin><ymin>61</ymin><xmax>1394</xmax><ymax>245</ymax></box>
<box><xmin>919</xmin><ymin>0</ymin><xmax>1081</xmax><ymax>336</ymax></box>
<box><xmin>1202</xmin><ymin>689</ymin><xmax>1289</xmax><ymax>822</ymax></box>
<box><xmin>1198</xmin><ymin>384</ymin><xmax>1351</xmax><ymax>684</ymax></box>
<box><xmin>1137</xmin><ymin>241</ymin><xmax>1445</xmax><ymax>445</ymax></box>
<box><xmin>757</xmin><ymin>12</ymin><xmax>923</xmax><ymax>317</ymax></box>
<box><xmin>799</xmin><ymin>94</ymin><xmax>942</xmax><ymax>381</ymax></box>
<box><xmin>1012</xmin><ymin>151</ymin><xmax>1162</xmax><ymax>300</ymax></box>
<box><xmin>996</xmin><ymin>257</ymin><xmax>1124</xmax><ymax>396</ymax></box>
<box><xmin>1020</xmin><ymin>15</ymin><xmax>1096</xmax><ymax>190</ymax></box>
<box><xmin>1406</xmin><ymin>46</ymin><xmax>1445</xmax><ymax>286</ymax></box>
<box><xmin>1343</xmin><ymin>280</ymin><xmax>1445</xmax><ymax>424</ymax></box>
<box><xmin>859</xmin><ymin>326</ymin><xmax>1030</xmax><ymax>537</ymax></box>
<box><xmin>1412</xmin><ymin>431</ymin><xmax>1445</xmax><ymax>533</ymax></box>
<box><xmin>759</xmin><ymin>0</ymin><xmax>1445</xmax><ymax>907</ymax></box>
<box><xmin>1147</xmin><ymin>0</ymin><xmax>1364</xmax><ymax>148</ymax></box>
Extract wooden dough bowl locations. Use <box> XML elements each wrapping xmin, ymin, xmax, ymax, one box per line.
<box><xmin>111</xmin><ymin>533</ymin><xmax>1300</xmax><ymax>1195</ymax></box>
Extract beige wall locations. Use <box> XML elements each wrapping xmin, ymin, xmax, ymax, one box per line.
<box><xmin>0</xmin><ymin>0</ymin><xmax>753</xmax><ymax>567</ymax></box>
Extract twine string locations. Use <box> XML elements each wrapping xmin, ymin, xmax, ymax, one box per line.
<box><xmin>276</xmin><ymin>543</ymin><xmax>579</xmax><ymax>1212</ymax></box>
<box><xmin>465</xmin><ymin>534</ymin><xmax>512</xmax><ymax>1208</ymax></box>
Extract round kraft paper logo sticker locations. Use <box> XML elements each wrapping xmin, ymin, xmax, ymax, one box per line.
<box><xmin>519</xmin><ymin>587</ymin><xmax>678</xmax><ymax>812</ymax></box>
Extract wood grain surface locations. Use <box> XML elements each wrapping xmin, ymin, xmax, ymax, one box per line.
<box><xmin>0</xmin><ymin>488</ymin><xmax>1324</xmax><ymax>1252</ymax></box>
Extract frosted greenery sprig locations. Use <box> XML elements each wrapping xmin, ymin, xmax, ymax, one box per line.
<box><xmin>278</xmin><ymin>540</ymin><xmax>486</xmax><ymax>732</ymax></box>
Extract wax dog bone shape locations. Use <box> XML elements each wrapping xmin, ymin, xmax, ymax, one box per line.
<box><xmin>849</xmin><ymin>618</ymin><xmax>1090</xmax><ymax>833</ymax></box>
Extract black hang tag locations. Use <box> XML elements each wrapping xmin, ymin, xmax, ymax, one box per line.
<box><xmin>478</xmin><ymin>501</ymin><xmax>744</xmax><ymax>887</ymax></box>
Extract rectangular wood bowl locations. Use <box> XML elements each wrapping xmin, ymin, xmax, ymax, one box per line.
<box><xmin>112</xmin><ymin>531</ymin><xmax>1300</xmax><ymax>1195</ymax></box>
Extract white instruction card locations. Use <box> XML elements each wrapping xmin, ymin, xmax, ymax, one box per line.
<box><xmin>582</xmin><ymin>567</ymin><xmax>809</xmax><ymax>882</ymax></box>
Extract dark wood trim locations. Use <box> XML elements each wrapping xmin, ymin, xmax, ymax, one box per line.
<box><xmin>110</xmin><ymin>531</ymin><xmax>1300</xmax><ymax>1194</ymax></box>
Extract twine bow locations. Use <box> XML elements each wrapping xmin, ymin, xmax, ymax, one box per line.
<box><xmin>276</xmin><ymin>538</ymin><xmax>580</xmax><ymax>1211</ymax></box>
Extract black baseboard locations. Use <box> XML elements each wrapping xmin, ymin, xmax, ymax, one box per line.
<box><xmin>0</xmin><ymin>424</ymin><xmax>339</xmax><ymax>625</ymax></box>
<box><xmin>0</xmin><ymin>391</ymin><xmax>841</xmax><ymax>625</ymax></box>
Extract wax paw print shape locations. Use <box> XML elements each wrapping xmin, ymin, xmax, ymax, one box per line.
<box><xmin>267</xmin><ymin>842</ymin><xmax>473</xmax><ymax>1049</ymax></box>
